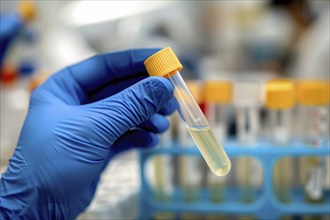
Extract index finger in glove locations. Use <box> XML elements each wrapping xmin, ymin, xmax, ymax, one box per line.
<box><xmin>65</xmin><ymin>48</ymin><xmax>160</xmax><ymax>93</ymax></box>
<box><xmin>43</xmin><ymin>48</ymin><xmax>161</xmax><ymax>105</ymax></box>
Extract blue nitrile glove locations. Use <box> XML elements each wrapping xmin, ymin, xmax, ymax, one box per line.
<box><xmin>0</xmin><ymin>12</ymin><xmax>24</xmax><ymax>66</ymax></box>
<box><xmin>0</xmin><ymin>49</ymin><xmax>176</xmax><ymax>219</ymax></box>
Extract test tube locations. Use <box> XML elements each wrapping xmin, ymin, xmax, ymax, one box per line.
<box><xmin>177</xmin><ymin>81</ymin><xmax>203</xmax><ymax>202</ymax></box>
<box><xmin>265</xmin><ymin>79</ymin><xmax>295</xmax><ymax>203</ymax></box>
<box><xmin>233</xmin><ymin>81</ymin><xmax>261</xmax><ymax>202</ymax></box>
<box><xmin>151</xmin><ymin>115</ymin><xmax>175</xmax><ymax>220</ymax></box>
<box><xmin>152</xmin><ymin>121</ymin><xmax>174</xmax><ymax>202</ymax></box>
<box><xmin>176</xmin><ymin>82</ymin><xmax>204</xmax><ymax>220</ymax></box>
<box><xmin>204</xmin><ymin>80</ymin><xmax>232</xmax><ymax>203</ymax></box>
<box><xmin>233</xmin><ymin>81</ymin><xmax>260</xmax><ymax>145</ymax></box>
<box><xmin>144</xmin><ymin>47</ymin><xmax>231</xmax><ymax>177</ymax></box>
<box><xmin>296</xmin><ymin>80</ymin><xmax>328</xmax><ymax>203</ymax></box>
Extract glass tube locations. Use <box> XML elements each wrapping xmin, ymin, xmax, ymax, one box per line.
<box><xmin>265</xmin><ymin>79</ymin><xmax>295</xmax><ymax>204</ymax></box>
<box><xmin>234</xmin><ymin>81</ymin><xmax>260</xmax><ymax>203</ymax></box>
<box><xmin>153</xmin><ymin>128</ymin><xmax>174</xmax><ymax>202</ymax></box>
<box><xmin>303</xmin><ymin>106</ymin><xmax>325</xmax><ymax>203</ymax></box>
<box><xmin>204</xmin><ymin>79</ymin><xmax>232</xmax><ymax>204</ymax></box>
<box><xmin>152</xmin><ymin>120</ymin><xmax>175</xmax><ymax>220</ymax></box>
<box><xmin>236</xmin><ymin>105</ymin><xmax>260</xmax><ymax>202</ymax></box>
<box><xmin>296</xmin><ymin>80</ymin><xmax>328</xmax><ymax>203</ymax></box>
<box><xmin>270</xmin><ymin>109</ymin><xmax>293</xmax><ymax>203</ymax></box>
<box><xmin>144</xmin><ymin>47</ymin><xmax>231</xmax><ymax>176</ymax></box>
<box><xmin>178</xmin><ymin>119</ymin><xmax>202</xmax><ymax>202</ymax></box>
<box><xmin>206</xmin><ymin>103</ymin><xmax>228</xmax><ymax>203</ymax></box>
<box><xmin>169</xmin><ymin>72</ymin><xmax>231</xmax><ymax>176</ymax></box>
<box><xmin>177</xmin><ymin>81</ymin><xmax>203</xmax><ymax>203</ymax></box>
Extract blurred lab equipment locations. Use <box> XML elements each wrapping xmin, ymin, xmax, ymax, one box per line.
<box><xmin>0</xmin><ymin>13</ymin><xmax>23</xmax><ymax>65</ymax></box>
<box><xmin>152</xmin><ymin>126</ymin><xmax>174</xmax><ymax>202</ymax></box>
<box><xmin>0</xmin><ymin>0</ymin><xmax>38</xmax><ymax>167</ymax></box>
<box><xmin>151</xmin><ymin>120</ymin><xmax>176</xmax><ymax>220</ymax></box>
<box><xmin>297</xmin><ymin>80</ymin><xmax>329</xmax><ymax>203</ymax></box>
<box><xmin>233</xmin><ymin>81</ymin><xmax>261</xmax><ymax>203</ymax></box>
<box><xmin>204</xmin><ymin>80</ymin><xmax>232</xmax><ymax>203</ymax></box>
<box><xmin>138</xmin><ymin>78</ymin><xmax>329</xmax><ymax>220</ymax></box>
<box><xmin>177</xmin><ymin>81</ymin><xmax>204</xmax><ymax>203</ymax></box>
<box><xmin>265</xmin><ymin>79</ymin><xmax>295</xmax><ymax>203</ymax></box>
<box><xmin>177</xmin><ymin>82</ymin><xmax>204</xmax><ymax>220</ymax></box>
<box><xmin>0</xmin><ymin>0</ymin><xmax>36</xmax><ymax>65</ymax></box>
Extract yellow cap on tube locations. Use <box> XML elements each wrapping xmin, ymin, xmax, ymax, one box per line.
<box><xmin>18</xmin><ymin>1</ymin><xmax>37</xmax><ymax>22</ymax></box>
<box><xmin>204</xmin><ymin>81</ymin><xmax>232</xmax><ymax>104</ymax></box>
<box><xmin>297</xmin><ymin>80</ymin><xmax>328</xmax><ymax>106</ymax></box>
<box><xmin>265</xmin><ymin>80</ymin><xmax>295</xmax><ymax>109</ymax></box>
<box><xmin>144</xmin><ymin>47</ymin><xmax>183</xmax><ymax>78</ymax></box>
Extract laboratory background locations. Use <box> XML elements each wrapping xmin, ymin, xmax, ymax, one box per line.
<box><xmin>0</xmin><ymin>0</ymin><xmax>329</xmax><ymax>220</ymax></box>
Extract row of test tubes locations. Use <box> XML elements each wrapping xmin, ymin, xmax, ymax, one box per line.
<box><xmin>147</xmin><ymin>78</ymin><xmax>329</xmax><ymax>220</ymax></box>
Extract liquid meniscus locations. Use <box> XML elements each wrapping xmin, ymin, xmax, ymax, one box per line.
<box><xmin>187</xmin><ymin>126</ymin><xmax>231</xmax><ymax>176</ymax></box>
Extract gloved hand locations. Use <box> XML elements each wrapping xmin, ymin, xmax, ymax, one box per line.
<box><xmin>0</xmin><ymin>49</ymin><xmax>176</xmax><ymax>219</ymax></box>
<box><xmin>0</xmin><ymin>12</ymin><xmax>24</xmax><ymax>66</ymax></box>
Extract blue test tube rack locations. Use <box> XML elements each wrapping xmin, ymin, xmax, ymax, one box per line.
<box><xmin>138</xmin><ymin>140</ymin><xmax>330</xmax><ymax>220</ymax></box>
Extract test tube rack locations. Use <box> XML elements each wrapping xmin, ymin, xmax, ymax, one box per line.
<box><xmin>138</xmin><ymin>140</ymin><xmax>330</xmax><ymax>220</ymax></box>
